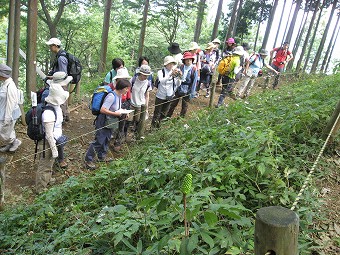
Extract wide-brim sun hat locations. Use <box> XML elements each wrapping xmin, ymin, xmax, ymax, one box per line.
<box><xmin>212</xmin><ymin>38</ymin><xmax>221</xmax><ymax>44</ymax></box>
<box><xmin>113</xmin><ymin>67</ymin><xmax>131</xmax><ymax>80</ymax></box>
<box><xmin>46</xmin><ymin>38</ymin><xmax>62</xmax><ymax>46</ymax></box>
<box><xmin>182</xmin><ymin>52</ymin><xmax>195</xmax><ymax>61</ymax></box>
<box><xmin>188</xmin><ymin>42</ymin><xmax>200</xmax><ymax>51</ymax></box>
<box><xmin>51</xmin><ymin>71</ymin><xmax>73</xmax><ymax>86</ymax></box>
<box><xmin>205</xmin><ymin>42</ymin><xmax>215</xmax><ymax>50</ymax></box>
<box><xmin>259</xmin><ymin>49</ymin><xmax>269</xmax><ymax>56</ymax></box>
<box><xmin>138</xmin><ymin>65</ymin><xmax>152</xmax><ymax>76</ymax></box>
<box><xmin>45</xmin><ymin>83</ymin><xmax>69</xmax><ymax>106</ymax></box>
<box><xmin>163</xmin><ymin>56</ymin><xmax>177</xmax><ymax>66</ymax></box>
<box><xmin>168</xmin><ymin>43</ymin><xmax>182</xmax><ymax>54</ymax></box>
<box><xmin>233</xmin><ymin>46</ymin><xmax>244</xmax><ymax>56</ymax></box>
<box><xmin>0</xmin><ymin>63</ymin><xmax>12</xmax><ymax>78</ymax></box>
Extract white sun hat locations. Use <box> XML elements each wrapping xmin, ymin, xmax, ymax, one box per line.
<box><xmin>46</xmin><ymin>38</ymin><xmax>62</xmax><ymax>46</ymax></box>
<box><xmin>188</xmin><ymin>42</ymin><xmax>200</xmax><ymax>51</ymax></box>
<box><xmin>113</xmin><ymin>67</ymin><xmax>131</xmax><ymax>80</ymax></box>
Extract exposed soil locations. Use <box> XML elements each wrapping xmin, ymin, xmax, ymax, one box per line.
<box><xmin>0</xmin><ymin>76</ymin><xmax>339</xmax><ymax>254</ymax></box>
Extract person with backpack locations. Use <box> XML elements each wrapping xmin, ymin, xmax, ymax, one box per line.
<box><xmin>270</xmin><ymin>42</ymin><xmax>293</xmax><ymax>89</ymax></box>
<box><xmin>85</xmin><ymin>79</ymin><xmax>131</xmax><ymax>170</ymax></box>
<box><xmin>46</xmin><ymin>38</ymin><xmax>81</xmax><ymax>122</ymax></box>
<box><xmin>103</xmin><ymin>58</ymin><xmax>125</xmax><ymax>85</ymax></box>
<box><xmin>0</xmin><ymin>64</ymin><xmax>22</xmax><ymax>153</ymax></box>
<box><xmin>35</xmin><ymin>72</ymin><xmax>70</xmax><ymax>193</ymax></box>
<box><xmin>134</xmin><ymin>56</ymin><xmax>154</xmax><ymax>89</ymax></box>
<box><xmin>216</xmin><ymin>46</ymin><xmax>244</xmax><ymax>107</ymax></box>
<box><xmin>128</xmin><ymin>65</ymin><xmax>152</xmax><ymax>133</ymax></box>
<box><xmin>237</xmin><ymin>49</ymin><xmax>279</xmax><ymax>99</ymax></box>
<box><xmin>200</xmin><ymin>42</ymin><xmax>216</xmax><ymax>98</ymax></box>
<box><xmin>151</xmin><ymin>56</ymin><xmax>182</xmax><ymax>128</ymax></box>
<box><xmin>217</xmin><ymin>37</ymin><xmax>237</xmax><ymax>86</ymax></box>
<box><xmin>167</xmin><ymin>52</ymin><xmax>198</xmax><ymax>118</ymax></box>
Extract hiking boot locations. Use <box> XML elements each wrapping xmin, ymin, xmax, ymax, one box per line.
<box><xmin>85</xmin><ymin>161</ymin><xmax>97</xmax><ymax>170</ymax></box>
<box><xmin>97</xmin><ymin>157</ymin><xmax>114</xmax><ymax>163</ymax></box>
<box><xmin>0</xmin><ymin>144</ymin><xmax>11</xmax><ymax>152</ymax></box>
<box><xmin>215</xmin><ymin>104</ymin><xmax>221</xmax><ymax>108</ymax></box>
<box><xmin>58</xmin><ymin>160</ymin><xmax>68</xmax><ymax>169</ymax></box>
<box><xmin>9</xmin><ymin>139</ymin><xmax>22</xmax><ymax>152</ymax></box>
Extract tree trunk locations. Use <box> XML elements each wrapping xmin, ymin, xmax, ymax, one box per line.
<box><xmin>261</xmin><ymin>0</ymin><xmax>279</xmax><ymax>50</ymax></box>
<box><xmin>281</xmin><ymin>0</ymin><xmax>294</xmax><ymax>44</ymax></box>
<box><xmin>98</xmin><ymin>0</ymin><xmax>112</xmax><ymax>74</ymax></box>
<box><xmin>254</xmin><ymin>1</ymin><xmax>265</xmax><ymax>52</ymax></box>
<box><xmin>194</xmin><ymin>0</ymin><xmax>206</xmax><ymax>42</ymax></box>
<box><xmin>285</xmin><ymin>0</ymin><xmax>303</xmax><ymax>43</ymax></box>
<box><xmin>310</xmin><ymin>0</ymin><xmax>338</xmax><ymax>73</ymax></box>
<box><xmin>287</xmin><ymin>1</ymin><xmax>311</xmax><ymax>71</ymax></box>
<box><xmin>325</xmin><ymin>24</ymin><xmax>340</xmax><ymax>73</ymax></box>
<box><xmin>303</xmin><ymin>0</ymin><xmax>325</xmax><ymax>72</ymax></box>
<box><xmin>138</xmin><ymin>0</ymin><xmax>150</xmax><ymax>58</ymax></box>
<box><xmin>232</xmin><ymin>0</ymin><xmax>243</xmax><ymax>37</ymax></box>
<box><xmin>12</xmin><ymin>0</ymin><xmax>21</xmax><ymax>85</ymax></box>
<box><xmin>26</xmin><ymin>0</ymin><xmax>38</xmax><ymax>96</ymax></box>
<box><xmin>211</xmin><ymin>0</ymin><xmax>223</xmax><ymax>40</ymax></box>
<box><xmin>225</xmin><ymin>0</ymin><xmax>240</xmax><ymax>42</ymax></box>
<box><xmin>320</xmin><ymin>13</ymin><xmax>340</xmax><ymax>73</ymax></box>
<box><xmin>6</xmin><ymin>0</ymin><xmax>15</xmax><ymax>67</ymax></box>
<box><xmin>296</xmin><ymin>0</ymin><xmax>321</xmax><ymax>72</ymax></box>
<box><xmin>273</xmin><ymin>0</ymin><xmax>287</xmax><ymax>48</ymax></box>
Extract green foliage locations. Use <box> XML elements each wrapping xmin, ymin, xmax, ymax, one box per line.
<box><xmin>1</xmin><ymin>74</ymin><xmax>339</xmax><ymax>254</ymax></box>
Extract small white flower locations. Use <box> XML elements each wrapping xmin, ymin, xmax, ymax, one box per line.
<box><xmin>226</xmin><ymin>119</ymin><xmax>231</xmax><ymax>125</ymax></box>
<box><xmin>144</xmin><ymin>168</ymin><xmax>150</xmax><ymax>173</ymax></box>
<box><xmin>295</xmin><ymin>104</ymin><xmax>299</xmax><ymax>107</ymax></box>
<box><xmin>246</xmin><ymin>126</ymin><xmax>252</xmax><ymax>130</ymax></box>
<box><xmin>184</xmin><ymin>124</ymin><xmax>190</xmax><ymax>129</ymax></box>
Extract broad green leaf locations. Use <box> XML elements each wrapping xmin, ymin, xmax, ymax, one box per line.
<box><xmin>204</xmin><ymin>211</ymin><xmax>218</xmax><ymax>227</ymax></box>
<box><xmin>201</xmin><ymin>231</ymin><xmax>214</xmax><ymax>249</ymax></box>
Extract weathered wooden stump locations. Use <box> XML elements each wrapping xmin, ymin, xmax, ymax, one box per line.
<box><xmin>255</xmin><ymin>206</ymin><xmax>299</xmax><ymax>255</ymax></box>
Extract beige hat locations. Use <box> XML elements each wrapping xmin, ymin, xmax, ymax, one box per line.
<box><xmin>233</xmin><ymin>46</ymin><xmax>244</xmax><ymax>56</ymax></box>
<box><xmin>46</xmin><ymin>38</ymin><xmax>62</xmax><ymax>46</ymax></box>
<box><xmin>138</xmin><ymin>65</ymin><xmax>152</xmax><ymax>76</ymax></box>
<box><xmin>0</xmin><ymin>64</ymin><xmax>12</xmax><ymax>78</ymax></box>
<box><xmin>163</xmin><ymin>56</ymin><xmax>177</xmax><ymax>66</ymax></box>
<box><xmin>205</xmin><ymin>42</ymin><xmax>215</xmax><ymax>50</ymax></box>
<box><xmin>113</xmin><ymin>67</ymin><xmax>131</xmax><ymax>80</ymax></box>
<box><xmin>212</xmin><ymin>38</ymin><xmax>221</xmax><ymax>44</ymax></box>
<box><xmin>188</xmin><ymin>42</ymin><xmax>200</xmax><ymax>51</ymax></box>
<box><xmin>45</xmin><ymin>73</ymin><xmax>70</xmax><ymax>106</ymax></box>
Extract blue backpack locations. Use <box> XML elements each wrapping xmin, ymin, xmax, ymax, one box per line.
<box><xmin>90</xmin><ymin>83</ymin><xmax>113</xmax><ymax>115</ymax></box>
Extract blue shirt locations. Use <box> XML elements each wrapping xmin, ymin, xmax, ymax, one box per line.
<box><xmin>249</xmin><ymin>54</ymin><xmax>264</xmax><ymax>76</ymax></box>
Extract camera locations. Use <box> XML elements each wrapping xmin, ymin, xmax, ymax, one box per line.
<box><xmin>280</xmin><ymin>61</ymin><xmax>285</xmax><ymax>65</ymax></box>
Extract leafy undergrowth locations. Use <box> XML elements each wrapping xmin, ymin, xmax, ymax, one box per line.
<box><xmin>0</xmin><ymin>74</ymin><xmax>339</xmax><ymax>254</ymax></box>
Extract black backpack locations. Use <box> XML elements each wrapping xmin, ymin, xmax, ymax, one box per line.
<box><xmin>26</xmin><ymin>104</ymin><xmax>57</xmax><ymax>159</ymax></box>
<box><xmin>58</xmin><ymin>51</ymin><xmax>82</xmax><ymax>85</ymax></box>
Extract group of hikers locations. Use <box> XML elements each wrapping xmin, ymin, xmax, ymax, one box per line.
<box><xmin>0</xmin><ymin>36</ymin><xmax>293</xmax><ymax>193</ymax></box>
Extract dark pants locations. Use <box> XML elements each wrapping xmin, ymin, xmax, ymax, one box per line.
<box><xmin>271</xmin><ymin>64</ymin><xmax>284</xmax><ymax>88</ymax></box>
<box><xmin>85</xmin><ymin>114</ymin><xmax>113</xmax><ymax>162</ymax></box>
<box><xmin>152</xmin><ymin>97</ymin><xmax>171</xmax><ymax>128</ymax></box>
<box><xmin>56</xmin><ymin>135</ymin><xmax>67</xmax><ymax>163</ymax></box>
<box><xmin>114</xmin><ymin>119</ymin><xmax>127</xmax><ymax>146</ymax></box>
<box><xmin>167</xmin><ymin>92</ymin><xmax>190</xmax><ymax>118</ymax></box>
<box><xmin>217</xmin><ymin>76</ymin><xmax>236</xmax><ymax>105</ymax></box>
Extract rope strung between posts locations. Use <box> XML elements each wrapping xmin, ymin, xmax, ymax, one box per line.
<box><xmin>290</xmin><ymin>111</ymin><xmax>340</xmax><ymax>211</ymax></box>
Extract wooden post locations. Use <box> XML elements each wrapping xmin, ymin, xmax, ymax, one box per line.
<box><xmin>209</xmin><ymin>82</ymin><xmax>216</xmax><ymax>108</ymax></box>
<box><xmin>322</xmin><ymin>99</ymin><xmax>340</xmax><ymax>143</ymax></box>
<box><xmin>136</xmin><ymin>105</ymin><xmax>146</xmax><ymax>140</ymax></box>
<box><xmin>255</xmin><ymin>206</ymin><xmax>299</xmax><ymax>255</ymax></box>
<box><xmin>0</xmin><ymin>157</ymin><xmax>6</xmax><ymax>210</ymax></box>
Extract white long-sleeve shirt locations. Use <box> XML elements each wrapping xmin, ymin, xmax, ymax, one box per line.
<box><xmin>0</xmin><ymin>78</ymin><xmax>21</xmax><ymax>122</ymax></box>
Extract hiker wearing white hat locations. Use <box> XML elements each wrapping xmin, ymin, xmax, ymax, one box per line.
<box><xmin>35</xmin><ymin>71</ymin><xmax>70</xmax><ymax>193</ymax></box>
<box><xmin>237</xmin><ymin>49</ymin><xmax>279</xmax><ymax>99</ymax></box>
<box><xmin>151</xmin><ymin>56</ymin><xmax>182</xmax><ymax>128</ymax></box>
<box><xmin>0</xmin><ymin>64</ymin><xmax>22</xmax><ymax>153</ymax></box>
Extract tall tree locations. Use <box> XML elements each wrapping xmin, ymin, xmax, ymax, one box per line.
<box><xmin>281</xmin><ymin>0</ymin><xmax>294</xmax><ymax>44</ymax></box>
<box><xmin>320</xmin><ymin>11</ymin><xmax>340</xmax><ymax>72</ymax></box>
<box><xmin>211</xmin><ymin>0</ymin><xmax>223</xmax><ymax>40</ymax></box>
<box><xmin>6</xmin><ymin>1</ymin><xmax>15</xmax><ymax>67</ymax></box>
<box><xmin>98</xmin><ymin>0</ymin><xmax>112</xmax><ymax>74</ymax></box>
<box><xmin>194</xmin><ymin>0</ymin><xmax>206</xmax><ymax>42</ymax></box>
<box><xmin>285</xmin><ymin>0</ymin><xmax>303</xmax><ymax>43</ymax></box>
<box><xmin>310</xmin><ymin>0</ymin><xmax>338</xmax><ymax>73</ymax></box>
<box><xmin>261</xmin><ymin>0</ymin><xmax>279</xmax><ymax>50</ymax></box>
<box><xmin>12</xmin><ymin>0</ymin><xmax>20</xmax><ymax>85</ymax></box>
<box><xmin>273</xmin><ymin>0</ymin><xmax>287</xmax><ymax>48</ymax></box>
<box><xmin>138</xmin><ymin>0</ymin><xmax>150</xmax><ymax>58</ymax></box>
<box><xmin>296</xmin><ymin>0</ymin><xmax>321</xmax><ymax>72</ymax></box>
<box><xmin>324</xmin><ymin>20</ymin><xmax>340</xmax><ymax>72</ymax></box>
<box><xmin>232</xmin><ymin>0</ymin><xmax>243</xmax><ymax>37</ymax></box>
<box><xmin>26</xmin><ymin>0</ymin><xmax>38</xmax><ymax>94</ymax></box>
<box><xmin>225</xmin><ymin>0</ymin><xmax>240</xmax><ymax>41</ymax></box>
